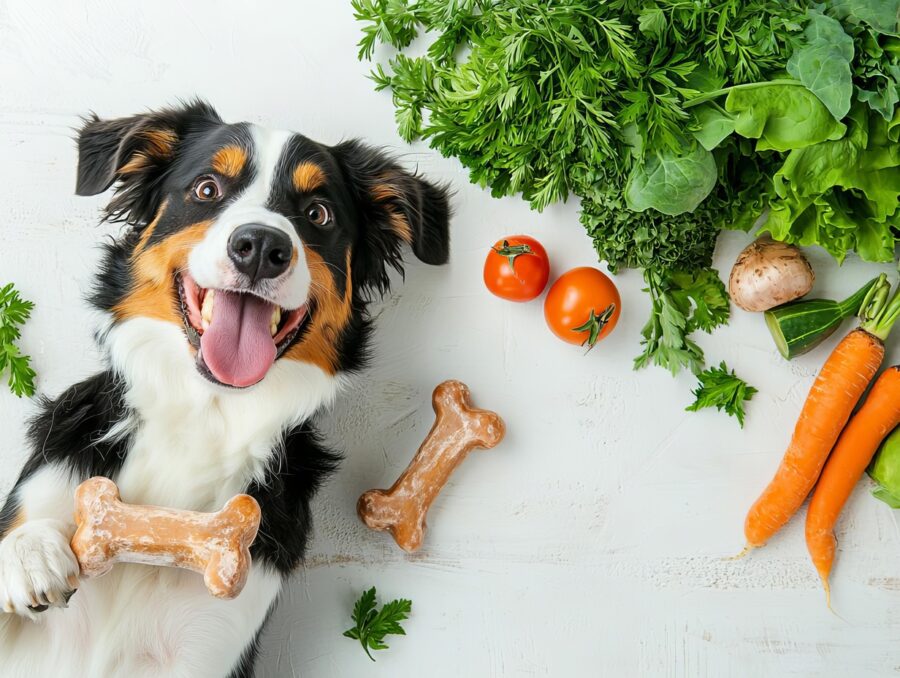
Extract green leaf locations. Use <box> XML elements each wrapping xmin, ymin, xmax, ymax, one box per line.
<box><xmin>343</xmin><ymin>587</ymin><xmax>412</xmax><ymax>661</ymax></box>
<box><xmin>0</xmin><ymin>283</ymin><xmax>36</xmax><ymax>398</ymax></box>
<box><xmin>635</xmin><ymin>267</ymin><xmax>729</xmax><ymax>376</ymax></box>
<box><xmin>787</xmin><ymin>11</ymin><xmax>855</xmax><ymax>121</ymax></box>
<box><xmin>726</xmin><ymin>82</ymin><xmax>847</xmax><ymax>151</ymax></box>
<box><xmin>830</xmin><ymin>0</ymin><xmax>900</xmax><ymax>36</ymax></box>
<box><xmin>686</xmin><ymin>361</ymin><xmax>758</xmax><ymax>427</ymax></box>
<box><xmin>692</xmin><ymin>104</ymin><xmax>736</xmax><ymax>151</ymax></box>
<box><xmin>764</xmin><ymin>103</ymin><xmax>900</xmax><ymax>262</ymax></box>
<box><xmin>625</xmin><ymin>142</ymin><xmax>718</xmax><ymax>216</ymax></box>
<box><xmin>637</xmin><ymin>7</ymin><xmax>666</xmax><ymax>38</ymax></box>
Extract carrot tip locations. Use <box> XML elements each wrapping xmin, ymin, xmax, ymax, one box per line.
<box><xmin>822</xmin><ymin>580</ymin><xmax>846</xmax><ymax>621</ymax></box>
<box><xmin>725</xmin><ymin>545</ymin><xmax>754</xmax><ymax>561</ymax></box>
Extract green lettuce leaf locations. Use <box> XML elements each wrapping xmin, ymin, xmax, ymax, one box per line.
<box><xmin>763</xmin><ymin>104</ymin><xmax>900</xmax><ymax>262</ymax></box>
<box><xmin>787</xmin><ymin>10</ymin><xmax>855</xmax><ymax>120</ymax></box>
<box><xmin>692</xmin><ymin>104</ymin><xmax>736</xmax><ymax>150</ymax></box>
<box><xmin>726</xmin><ymin>81</ymin><xmax>847</xmax><ymax>151</ymax></box>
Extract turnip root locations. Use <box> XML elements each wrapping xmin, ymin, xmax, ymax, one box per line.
<box><xmin>729</xmin><ymin>237</ymin><xmax>814</xmax><ymax>313</ymax></box>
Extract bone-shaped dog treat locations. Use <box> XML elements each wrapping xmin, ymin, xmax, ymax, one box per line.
<box><xmin>71</xmin><ymin>477</ymin><xmax>261</xmax><ymax>599</ymax></box>
<box><xmin>357</xmin><ymin>380</ymin><xmax>505</xmax><ymax>552</ymax></box>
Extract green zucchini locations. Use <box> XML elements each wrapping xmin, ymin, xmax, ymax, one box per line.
<box><xmin>869</xmin><ymin>427</ymin><xmax>900</xmax><ymax>508</ymax></box>
<box><xmin>764</xmin><ymin>276</ymin><xmax>880</xmax><ymax>359</ymax></box>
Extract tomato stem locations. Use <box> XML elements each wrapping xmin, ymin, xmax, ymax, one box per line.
<box><xmin>492</xmin><ymin>240</ymin><xmax>533</xmax><ymax>272</ymax></box>
<box><xmin>572</xmin><ymin>303</ymin><xmax>616</xmax><ymax>353</ymax></box>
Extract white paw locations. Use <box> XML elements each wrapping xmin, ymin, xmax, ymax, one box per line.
<box><xmin>0</xmin><ymin>519</ymin><xmax>79</xmax><ymax>620</ymax></box>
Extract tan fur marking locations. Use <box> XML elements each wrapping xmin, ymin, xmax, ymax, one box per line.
<box><xmin>212</xmin><ymin>146</ymin><xmax>247</xmax><ymax>178</ymax></box>
<box><xmin>284</xmin><ymin>248</ymin><xmax>352</xmax><ymax>374</ymax></box>
<box><xmin>134</xmin><ymin>199</ymin><xmax>169</xmax><ymax>255</ymax></box>
<box><xmin>2</xmin><ymin>509</ymin><xmax>25</xmax><ymax>538</ymax></box>
<box><xmin>118</xmin><ymin>129</ymin><xmax>177</xmax><ymax>175</ymax></box>
<box><xmin>371</xmin><ymin>182</ymin><xmax>402</xmax><ymax>203</ymax></box>
<box><xmin>113</xmin><ymin>221</ymin><xmax>212</xmax><ymax>323</ymax></box>
<box><xmin>143</xmin><ymin>129</ymin><xmax>178</xmax><ymax>159</ymax></box>
<box><xmin>119</xmin><ymin>152</ymin><xmax>151</xmax><ymax>175</ymax></box>
<box><xmin>292</xmin><ymin>162</ymin><xmax>326</xmax><ymax>193</ymax></box>
<box><xmin>387</xmin><ymin>209</ymin><xmax>414</xmax><ymax>244</ymax></box>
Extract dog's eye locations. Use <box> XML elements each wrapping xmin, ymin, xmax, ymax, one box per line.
<box><xmin>192</xmin><ymin>176</ymin><xmax>222</xmax><ymax>202</ymax></box>
<box><xmin>306</xmin><ymin>202</ymin><xmax>331</xmax><ymax>227</ymax></box>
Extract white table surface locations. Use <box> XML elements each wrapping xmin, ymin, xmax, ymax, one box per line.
<box><xmin>2</xmin><ymin>2</ymin><xmax>900</xmax><ymax>676</ymax></box>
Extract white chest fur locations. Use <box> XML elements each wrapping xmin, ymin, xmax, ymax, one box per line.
<box><xmin>105</xmin><ymin>317</ymin><xmax>340</xmax><ymax>510</ymax></box>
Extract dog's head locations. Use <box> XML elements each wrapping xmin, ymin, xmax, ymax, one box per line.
<box><xmin>76</xmin><ymin>100</ymin><xmax>450</xmax><ymax>389</ymax></box>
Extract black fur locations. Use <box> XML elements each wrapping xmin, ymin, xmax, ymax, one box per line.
<box><xmin>248</xmin><ymin>424</ymin><xmax>341</xmax><ymax>573</ymax></box>
<box><xmin>226</xmin><ymin>601</ymin><xmax>276</xmax><ymax>678</ymax></box>
<box><xmin>334</xmin><ymin>139</ymin><xmax>452</xmax><ymax>297</ymax></box>
<box><xmin>0</xmin><ymin>370</ymin><xmax>132</xmax><ymax>536</ymax></box>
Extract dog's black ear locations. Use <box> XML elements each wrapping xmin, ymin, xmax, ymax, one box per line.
<box><xmin>75</xmin><ymin>99</ymin><xmax>221</xmax><ymax>224</ymax></box>
<box><xmin>333</xmin><ymin>140</ymin><xmax>451</xmax><ymax>295</ymax></box>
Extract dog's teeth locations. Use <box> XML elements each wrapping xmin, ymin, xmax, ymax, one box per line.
<box><xmin>271</xmin><ymin>307</ymin><xmax>281</xmax><ymax>337</ymax></box>
<box><xmin>201</xmin><ymin>289</ymin><xmax>215</xmax><ymax>326</ymax></box>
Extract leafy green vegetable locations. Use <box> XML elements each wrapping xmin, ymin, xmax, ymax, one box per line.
<box><xmin>353</xmin><ymin>0</ymin><xmax>900</xmax><ymax>405</ymax></box>
<box><xmin>343</xmin><ymin>587</ymin><xmax>412</xmax><ymax>661</ymax></box>
<box><xmin>0</xmin><ymin>283</ymin><xmax>36</xmax><ymax>398</ymax></box>
<box><xmin>764</xmin><ymin>102</ymin><xmax>900</xmax><ymax>262</ymax></box>
<box><xmin>868</xmin><ymin>426</ymin><xmax>900</xmax><ymax>507</ymax></box>
<box><xmin>625</xmin><ymin>143</ymin><xmax>717</xmax><ymax>216</ymax></box>
<box><xmin>635</xmin><ymin>268</ymin><xmax>730</xmax><ymax>375</ymax></box>
<box><xmin>787</xmin><ymin>9</ymin><xmax>855</xmax><ymax>121</ymax></box>
<box><xmin>830</xmin><ymin>0</ymin><xmax>900</xmax><ymax>35</ymax></box>
<box><xmin>686</xmin><ymin>361</ymin><xmax>758</xmax><ymax>426</ymax></box>
<box><xmin>725</xmin><ymin>81</ymin><xmax>847</xmax><ymax>151</ymax></box>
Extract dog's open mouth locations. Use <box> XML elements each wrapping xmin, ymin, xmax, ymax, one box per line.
<box><xmin>176</xmin><ymin>273</ymin><xmax>309</xmax><ymax>388</ymax></box>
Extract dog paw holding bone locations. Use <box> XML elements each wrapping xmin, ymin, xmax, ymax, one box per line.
<box><xmin>358</xmin><ymin>380</ymin><xmax>506</xmax><ymax>552</ymax></box>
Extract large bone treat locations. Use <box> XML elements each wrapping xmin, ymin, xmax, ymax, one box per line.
<box><xmin>71</xmin><ymin>477</ymin><xmax>261</xmax><ymax>599</ymax></box>
<box><xmin>357</xmin><ymin>380</ymin><xmax>505</xmax><ymax>552</ymax></box>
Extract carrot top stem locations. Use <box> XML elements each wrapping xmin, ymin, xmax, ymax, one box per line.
<box><xmin>860</xmin><ymin>274</ymin><xmax>900</xmax><ymax>342</ymax></box>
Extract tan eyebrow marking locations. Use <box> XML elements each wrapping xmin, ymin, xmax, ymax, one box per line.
<box><xmin>292</xmin><ymin>162</ymin><xmax>326</xmax><ymax>193</ymax></box>
<box><xmin>211</xmin><ymin>145</ymin><xmax>248</xmax><ymax>178</ymax></box>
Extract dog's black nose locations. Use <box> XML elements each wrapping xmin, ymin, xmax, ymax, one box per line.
<box><xmin>228</xmin><ymin>224</ymin><xmax>293</xmax><ymax>283</ymax></box>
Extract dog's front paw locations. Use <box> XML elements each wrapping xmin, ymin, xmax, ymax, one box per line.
<box><xmin>0</xmin><ymin>519</ymin><xmax>79</xmax><ymax>620</ymax></box>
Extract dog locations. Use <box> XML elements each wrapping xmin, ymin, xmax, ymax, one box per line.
<box><xmin>0</xmin><ymin>100</ymin><xmax>450</xmax><ymax>677</ymax></box>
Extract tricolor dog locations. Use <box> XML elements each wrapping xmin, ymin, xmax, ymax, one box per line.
<box><xmin>0</xmin><ymin>100</ymin><xmax>450</xmax><ymax>677</ymax></box>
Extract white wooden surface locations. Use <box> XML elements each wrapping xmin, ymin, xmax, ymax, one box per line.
<box><xmin>2</xmin><ymin>2</ymin><xmax>900</xmax><ymax>676</ymax></box>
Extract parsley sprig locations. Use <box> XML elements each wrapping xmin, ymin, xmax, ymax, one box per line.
<box><xmin>343</xmin><ymin>587</ymin><xmax>412</xmax><ymax>661</ymax></box>
<box><xmin>686</xmin><ymin>361</ymin><xmax>758</xmax><ymax>427</ymax></box>
<box><xmin>0</xmin><ymin>283</ymin><xmax>36</xmax><ymax>398</ymax></box>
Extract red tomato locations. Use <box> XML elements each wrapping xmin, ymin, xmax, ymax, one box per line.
<box><xmin>483</xmin><ymin>235</ymin><xmax>550</xmax><ymax>302</ymax></box>
<box><xmin>544</xmin><ymin>267</ymin><xmax>621</xmax><ymax>349</ymax></box>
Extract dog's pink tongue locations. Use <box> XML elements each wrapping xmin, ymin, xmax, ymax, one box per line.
<box><xmin>200</xmin><ymin>291</ymin><xmax>276</xmax><ymax>387</ymax></box>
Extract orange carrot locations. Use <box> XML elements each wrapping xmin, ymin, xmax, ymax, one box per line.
<box><xmin>744</xmin><ymin>275</ymin><xmax>899</xmax><ymax>549</ymax></box>
<box><xmin>806</xmin><ymin>366</ymin><xmax>900</xmax><ymax>602</ymax></box>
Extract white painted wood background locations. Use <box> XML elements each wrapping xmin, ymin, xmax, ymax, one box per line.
<box><xmin>2</xmin><ymin>1</ymin><xmax>900</xmax><ymax>676</ymax></box>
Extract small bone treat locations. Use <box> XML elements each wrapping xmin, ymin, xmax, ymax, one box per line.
<box><xmin>71</xmin><ymin>476</ymin><xmax>261</xmax><ymax>599</ymax></box>
<box><xmin>357</xmin><ymin>380</ymin><xmax>505</xmax><ymax>552</ymax></box>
